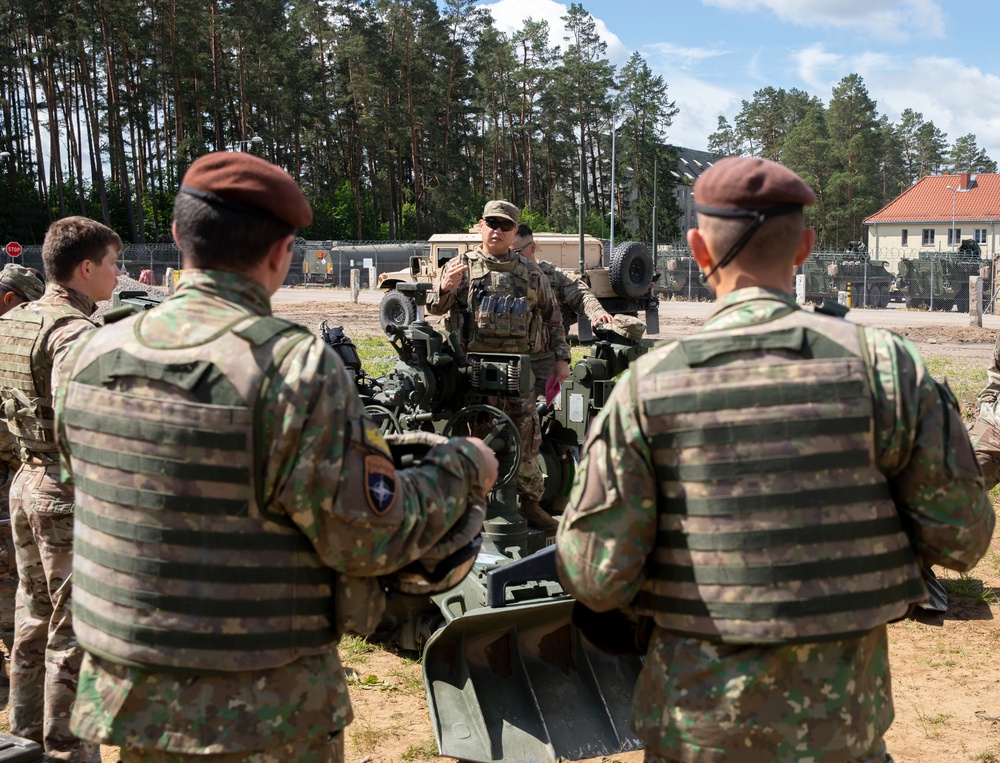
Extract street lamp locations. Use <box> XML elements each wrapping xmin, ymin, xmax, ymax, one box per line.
<box><xmin>609</xmin><ymin>109</ymin><xmax>635</xmax><ymax>255</ymax></box>
<box><xmin>945</xmin><ymin>182</ymin><xmax>969</xmax><ymax>248</ymax></box>
<box><xmin>230</xmin><ymin>127</ymin><xmax>263</xmax><ymax>152</ymax></box>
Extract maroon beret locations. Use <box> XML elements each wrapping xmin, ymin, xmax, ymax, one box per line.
<box><xmin>180</xmin><ymin>152</ymin><xmax>313</xmax><ymax>228</ymax></box>
<box><xmin>694</xmin><ymin>156</ymin><xmax>816</xmax><ymax>213</ymax></box>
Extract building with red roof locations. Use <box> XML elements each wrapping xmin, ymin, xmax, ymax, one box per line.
<box><xmin>863</xmin><ymin>172</ymin><xmax>998</xmax><ymax>269</ymax></box>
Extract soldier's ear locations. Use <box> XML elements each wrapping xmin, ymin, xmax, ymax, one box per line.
<box><xmin>688</xmin><ymin>228</ymin><xmax>712</xmax><ymax>269</ymax></box>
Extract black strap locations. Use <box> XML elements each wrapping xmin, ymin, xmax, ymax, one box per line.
<box><xmin>696</xmin><ymin>203</ymin><xmax>803</xmax><ymax>280</ymax></box>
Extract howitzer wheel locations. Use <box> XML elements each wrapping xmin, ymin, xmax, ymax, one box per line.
<box><xmin>444</xmin><ymin>404</ymin><xmax>521</xmax><ymax>489</ymax></box>
<box><xmin>364</xmin><ymin>404</ymin><xmax>403</xmax><ymax>435</ymax></box>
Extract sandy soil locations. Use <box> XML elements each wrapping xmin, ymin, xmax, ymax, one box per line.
<box><xmin>0</xmin><ymin>288</ymin><xmax>995</xmax><ymax>763</ymax></box>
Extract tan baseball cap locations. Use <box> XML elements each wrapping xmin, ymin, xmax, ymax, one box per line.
<box><xmin>0</xmin><ymin>264</ymin><xmax>45</xmax><ymax>301</ymax></box>
<box><xmin>482</xmin><ymin>200</ymin><xmax>520</xmax><ymax>224</ymax></box>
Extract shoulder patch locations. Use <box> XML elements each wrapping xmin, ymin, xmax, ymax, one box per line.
<box><xmin>364</xmin><ymin>455</ymin><xmax>398</xmax><ymax>516</ymax></box>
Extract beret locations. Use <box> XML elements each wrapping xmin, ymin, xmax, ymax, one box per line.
<box><xmin>0</xmin><ymin>264</ymin><xmax>44</xmax><ymax>301</ymax></box>
<box><xmin>180</xmin><ymin>152</ymin><xmax>313</xmax><ymax>228</ymax></box>
<box><xmin>694</xmin><ymin>157</ymin><xmax>816</xmax><ymax>214</ymax></box>
<box><xmin>482</xmin><ymin>200</ymin><xmax>520</xmax><ymax>224</ymax></box>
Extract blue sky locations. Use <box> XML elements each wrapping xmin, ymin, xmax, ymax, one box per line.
<box><xmin>481</xmin><ymin>0</ymin><xmax>1000</xmax><ymax>160</ymax></box>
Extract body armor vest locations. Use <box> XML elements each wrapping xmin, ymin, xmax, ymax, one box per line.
<box><xmin>632</xmin><ymin>307</ymin><xmax>926</xmax><ymax>644</ymax></box>
<box><xmin>0</xmin><ymin>304</ymin><xmax>92</xmax><ymax>462</ymax></box>
<box><xmin>447</xmin><ymin>251</ymin><xmax>548</xmax><ymax>354</ymax></box>
<box><xmin>61</xmin><ymin>310</ymin><xmax>338</xmax><ymax>673</ymax></box>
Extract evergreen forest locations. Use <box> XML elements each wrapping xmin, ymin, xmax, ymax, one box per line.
<box><xmin>0</xmin><ymin>0</ymin><xmax>994</xmax><ymax>247</ymax></box>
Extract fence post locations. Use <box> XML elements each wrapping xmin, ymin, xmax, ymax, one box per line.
<box><xmin>971</xmin><ymin>276</ymin><xmax>983</xmax><ymax>326</ymax></box>
<box><xmin>350</xmin><ymin>269</ymin><xmax>360</xmax><ymax>302</ymax></box>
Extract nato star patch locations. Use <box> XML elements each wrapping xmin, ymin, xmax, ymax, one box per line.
<box><xmin>364</xmin><ymin>455</ymin><xmax>398</xmax><ymax>515</ymax></box>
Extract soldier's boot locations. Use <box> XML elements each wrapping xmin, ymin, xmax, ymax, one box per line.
<box><xmin>518</xmin><ymin>499</ymin><xmax>559</xmax><ymax>532</ymax></box>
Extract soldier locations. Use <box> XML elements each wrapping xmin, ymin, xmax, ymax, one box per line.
<box><xmin>511</xmin><ymin>224</ymin><xmax>615</xmax><ymax>398</ymax></box>
<box><xmin>427</xmin><ymin>200</ymin><xmax>570</xmax><ymax>531</ymax></box>
<box><xmin>971</xmin><ymin>347</ymin><xmax>1000</xmax><ymax>488</ymax></box>
<box><xmin>0</xmin><ymin>265</ymin><xmax>46</xmax><ymax>574</ymax></box>
<box><xmin>556</xmin><ymin>157</ymin><xmax>994</xmax><ymax>763</ymax></box>
<box><xmin>0</xmin><ymin>218</ymin><xmax>122</xmax><ymax>762</ymax></box>
<box><xmin>53</xmin><ymin>152</ymin><xmax>498</xmax><ymax>762</ymax></box>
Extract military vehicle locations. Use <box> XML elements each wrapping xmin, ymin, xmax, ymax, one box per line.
<box><xmin>322</xmin><ymin>282</ymin><xmax>646</xmax><ymax>763</ymax></box>
<box><xmin>658</xmin><ymin>252</ymin><xmax>713</xmax><ymax>301</ymax></box>
<box><xmin>896</xmin><ymin>240</ymin><xmax>990</xmax><ymax>311</ymax></box>
<box><xmin>798</xmin><ymin>253</ymin><xmax>895</xmax><ymax>308</ymax></box>
<box><xmin>375</xmin><ymin>232</ymin><xmax>659</xmax><ymax>335</ymax></box>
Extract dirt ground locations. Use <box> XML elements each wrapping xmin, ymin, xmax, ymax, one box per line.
<box><xmin>0</xmin><ymin>289</ymin><xmax>997</xmax><ymax>763</ymax></box>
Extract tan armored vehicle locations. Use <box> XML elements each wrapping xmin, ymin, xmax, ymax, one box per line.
<box><xmin>376</xmin><ymin>232</ymin><xmax>659</xmax><ymax>334</ymax></box>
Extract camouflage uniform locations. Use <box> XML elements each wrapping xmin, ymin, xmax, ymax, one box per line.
<box><xmin>531</xmin><ymin>260</ymin><xmax>609</xmax><ymax>397</ymax></box>
<box><xmin>54</xmin><ymin>270</ymin><xmax>489</xmax><ymax>759</ymax></box>
<box><xmin>970</xmin><ymin>338</ymin><xmax>1000</xmax><ymax>487</ymax></box>
<box><xmin>0</xmin><ymin>284</ymin><xmax>100</xmax><ymax>762</ymax></box>
<box><xmin>557</xmin><ymin>287</ymin><xmax>994</xmax><ymax>763</ymax></box>
<box><xmin>427</xmin><ymin>246</ymin><xmax>569</xmax><ymax>503</ymax></box>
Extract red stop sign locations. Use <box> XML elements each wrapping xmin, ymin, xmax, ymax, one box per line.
<box><xmin>5</xmin><ymin>242</ymin><xmax>21</xmax><ymax>258</ymax></box>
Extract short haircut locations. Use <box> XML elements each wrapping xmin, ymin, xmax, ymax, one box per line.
<box><xmin>698</xmin><ymin>211</ymin><xmax>805</xmax><ymax>271</ymax></box>
<box><xmin>173</xmin><ymin>193</ymin><xmax>295</xmax><ymax>271</ymax></box>
<box><xmin>516</xmin><ymin>223</ymin><xmax>533</xmax><ymax>239</ymax></box>
<box><xmin>42</xmin><ymin>217</ymin><xmax>123</xmax><ymax>283</ymax></box>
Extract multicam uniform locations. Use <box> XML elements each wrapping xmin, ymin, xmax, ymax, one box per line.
<box><xmin>531</xmin><ymin>260</ymin><xmax>609</xmax><ymax>396</ymax></box>
<box><xmin>427</xmin><ymin>247</ymin><xmax>569</xmax><ymax>502</ymax></box>
<box><xmin>0</xmin><ymin>284</ymin><xmax>100</xmax><ymax>762</ymax></box>
<box><xmin>54</xmin><ymin>270</ymin><xmax>489</xmax><ymax>761</ymax></box>
<box><xmin>970</xmin><ymin>340</ymin><xmax>1000</xmax><ymax>487</ymax></box>
<box><xmin>557</xmin><ymin>287</ymin><xmax>994</xmax><ymax>763</ymax></box>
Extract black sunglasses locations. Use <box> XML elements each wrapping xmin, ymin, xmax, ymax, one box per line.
<box><xmin>483</xmin><ymin>217</ymin><xmax>516</xmax><ymax>232</ymax></box>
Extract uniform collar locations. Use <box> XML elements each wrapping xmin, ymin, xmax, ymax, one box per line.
<box><xmin>41</xmin><ymin>283</ymin><xmax>97</xmax><ymax>316</ymax></box>
<box><xmin>703</xmin><ymin>287</ymin><xmax>798</xmax><ymax>331</ymax></box>
<box><xmin>171</xmin><ymin>269</ymin><xmax>272</xmax><ymax>316</ymax></box>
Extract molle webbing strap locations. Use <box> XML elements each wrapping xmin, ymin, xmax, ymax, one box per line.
<box><xmin>655</xmin><ymin>515</ymin><xmax>904</xmax><ymax>552</ymax></box>
<box><xmin>649</xmin><ymin>547</ymin><xmax>916</xmax><ymax>585</ymax></box>
<box><xmin>635</xmin><ymin>580</ymin><xmax>923</xmax><ymax>621</ymax></box>
<box><xmin>655</xmin><ymin>448</ymin><xmax>870</xmax><ymax>482</ymax></box>
<box><xmin>651</xmin><ymin>415</ymin><xmax>870</xmax><ymax>449</ymax></box>
<box><xmin>75</xmin><ymin>474</ymin><xmax>248</xmax><ymax>516</ymax></box>
<box><xmin>644</xmin><ymin>378</ymin><xmax>865</xmax><ymax>417</ymax></box>
<box><xmin>72</xmin><ymin>349</ymin><xmax>245</xmax><ymax>406</ymax></box>
<box><xmin>74</xmin><ymin>604</ymin><xmax>332</xmax><ymax>653</ymax></box>
<box><xmin>661</xmin><ymin>482</ymin><xmax>892</xmax><ymax>516</ymax></box>
<box><xmin>74</xmin><ymin>537</ymin><xmax>332</xmax><ymax>586</ymax></box>
<box><xmin>70</xmin><ymin>442</ymin><xmax>248</xmax><ymax>483</ymax></box>
<box><xmin>75</xmin><ymin>506</ymin><xmax>311</xmax><ymax>551</ymax></box>
<box><xmin>62</xmin><ymin>408</ymin><xmax>246</xmax><ymax>450</ymax></box>
<box><xmin>74</xmin><ymin>571</ymin><xmax>330</xmax><ymax>619</ymax></box>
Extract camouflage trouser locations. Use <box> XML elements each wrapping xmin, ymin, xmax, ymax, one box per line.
<box><xmin>9</xmin><ymin>465</ymin><xmax>92</xmax><ymax>762</ymax></box>
<box><xmin>118</xmin><ymin>732</ymin><xmax>344</xmax><ymax>762</ymax></box>
<box><xmin>0</xmin><ymin>456</ymin><xmax>17</xmax><ymax>575</ymax></box>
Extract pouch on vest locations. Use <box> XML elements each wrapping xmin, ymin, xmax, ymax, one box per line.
<box><xmin>334</xmin><ymin>574</ymin><xmax>386</xmax><ymax>637</ymax></box>
<box><xmin>476</xmin><ymin>294</ymin><xmax>495</xmax><ymax>338</ymax></box>
<box><xmin>494</xmin><ymin>295</ymin><xmax>512</xmax><ymax>337</ymax></box>
<box><xmin>510</xmin><ymin>297</ymin><xmax>528</xmax><ymax>338</ymax></box>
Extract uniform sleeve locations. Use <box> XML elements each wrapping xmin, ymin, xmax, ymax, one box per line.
<box><xmin>425</xmin><ymin>264</ymin><xmax>467</xmax><ymax>316</ymax></box>
<box><xmin>47</xmin><ymin>317</ymin><xmax>98</xmax><ymax>394</ymax></box>
<box><xmin>264</xmin><ymin>336</ymin><xmax>487</xmax><ymax>575</ymax></box>
<box><xmin>868</xmin><ymin>328</ymin><xmax>995</xmax><ymax>571</ymax></box>
<box><xmin>535</xmin><ymin>271</ymin><xmax>570</xmax><ymax>362</ymax></box>
<box><xmin>555</xmin><ymin>367</ymin><xmax>657</xmax><ymax>610</ymax></box>
<box><xmin>971</xmin><ymin>336</ymin><xmax>1000</xmax><ymax>487</ymax></box>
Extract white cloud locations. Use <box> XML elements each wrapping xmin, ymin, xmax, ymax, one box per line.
<box><xmin>792</xmin><ymin>44</ymin><xmax>844</xmax><ymax>93</ymax></box>
<box><xmin>643</xmin><ymin>42</ymin><xmax>727</xmax><ymax>71</ymax></box>
<box><xmin>701</xmin><ymin>0</ymin><xmax>945</xmax><ymax>39</ymax></box>
<box><xmin>481</xmin><ymin>0</ymin><xmax>631</xmax><ymax>65</ymax></box>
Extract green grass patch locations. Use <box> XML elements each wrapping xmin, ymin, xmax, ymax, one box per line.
<box><xmin>940</xmin><ymin>572</ymin><xmax>999</xmax><ymax>607</ymax></box>
<box><xmin>340</xmin><ymin>634</ymin><xmax>377</xmax><ymax>663</ymax></box>
<box><xmin>923</xmin><ymin>356</ymin><xmax>988</xmax><ymax>422</ymax></box>
<box><xmin>401</xmin><ymin>738</ymin><xmax>439</xmax><ymax>760</ymax></box>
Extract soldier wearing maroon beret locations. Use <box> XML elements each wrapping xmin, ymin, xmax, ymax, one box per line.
<box><xmin>54</xmin><ymin>152</ymin><xmax>498</xmax><ymax>762</ymax></box>
<box><xmin>557</xmin><ymin>156</ymin><xmax>993</xmax><ymax>763</ymax></box>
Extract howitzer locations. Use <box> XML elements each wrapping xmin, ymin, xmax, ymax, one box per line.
<box><xmin>323</xmin><ymin>281</ymin><xmax>648</xmax><ymax>763</ymax></box>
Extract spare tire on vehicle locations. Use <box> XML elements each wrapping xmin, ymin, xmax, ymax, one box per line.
<box><xmin>379</xmin><ymin>289</ymin><xmax>417</xmax><ymax>332</ymax></box>
<box><xmin>609</xmin><ymin>241</ymin><xmax>653</xmax><ymax>299</ymax></box>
